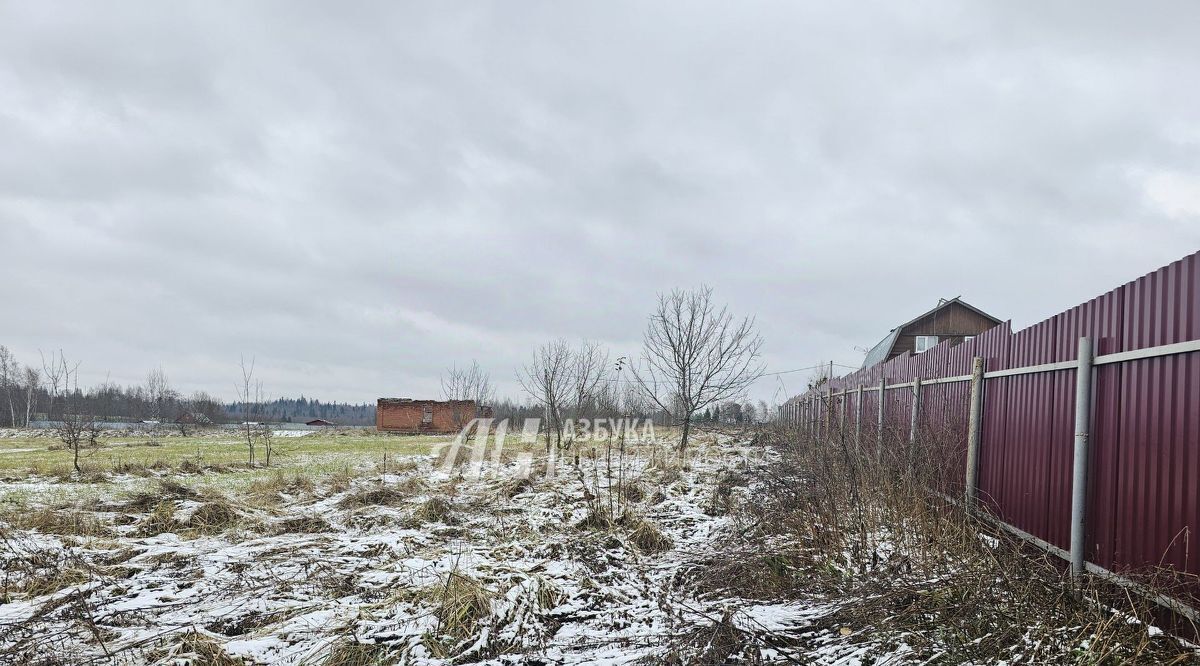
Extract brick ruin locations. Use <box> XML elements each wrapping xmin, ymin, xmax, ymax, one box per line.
<box><xmin>375</xmin><ymin>398</ymin><xmax>479</xmax><ymax>434</ymax></box>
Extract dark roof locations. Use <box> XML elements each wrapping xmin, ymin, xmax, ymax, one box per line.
<box><xmin>860</xmin><ymin>297</ymin><xmax>1001</xmax><ymax>369</ymax></box>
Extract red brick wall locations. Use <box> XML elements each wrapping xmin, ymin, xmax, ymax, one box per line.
<box><xmin>376</xmin><ymin>399</ymin><xmax>475</xmax><ymax>433</ymax></box>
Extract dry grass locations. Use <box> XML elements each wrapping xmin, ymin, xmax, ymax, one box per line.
<box><xmin>628</xmin><ymin>518</ymin><xmax>673</xmax><ymax>553</ymax></box>
<box><xmin>245</xmin><ymin>471</ymin><xmax>315</xmax><ymax>504</ymax></box>
<box><xmin>423</xmin><ymin>571</ymin><xmax>495</xmax><ymax>658</ymax></box>
<box><xmin>574</xmin><ymin>505</ymin><xmax>673</xmax><ymax>554</ymax></box>
<box><xmin>277</xmin><ymin>514</ymin><xmax>333</xmax><ymax>534</ymax></box>
<box><xmin>188</xmin><ymin>499</ymin><xmax>246</xmax><ymax>535</ymax></box>
<box><xmin>337</xmin><ymin>485</ymin><xmax>407</xmax><ymax>510</ymax></box>
<box><xmin>321</xmin><ymin>640</ymin><xmax>393</xmax><ymax>666</ymax></box>
<box><xmin>154</xmin><ymin>629</ymin><xmax>244</xmax><ymax>666</ymax></box>
<box><xmin>125</xmin><ymin>478</ymin><xmax>198</xmax><ymax>511</ymax></box>
<box><xmin>414</xmin><ymin>496</ymin><xmax>455</xmax><ymax>524</ymax></box>
<box><xmin>678</xmin><ymin>422</ymin><xmax>1199</xmax><ymax>664</ymax></box>
<box><xmin>137</xmin><ymin>500</ymin><xmax>179</xmax><ymax>536</ymax></box>
<box><xmin>5</xmin><ymin>507</ymin><xmax>112</xmax><ymax>538</ymax></box>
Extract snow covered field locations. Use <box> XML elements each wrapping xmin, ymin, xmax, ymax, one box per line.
<box><xmin>4</xmin><ymin>428</ymin><xmax>1191</xmax><ymax>665</ymax></box>
<box><xmin>0</xmin><ymin>432</ymin><xmax>883</xmax><ymax>664</ymax></box>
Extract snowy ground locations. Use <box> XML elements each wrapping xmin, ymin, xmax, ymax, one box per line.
<box><xmin>0</xmin><ymin>432</ymin><xmax>888</xmax><ymax>664</ymax></box>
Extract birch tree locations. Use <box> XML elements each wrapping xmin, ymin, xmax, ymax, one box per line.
<box><xmin>22</xmin><ymin>366</ymin><xmax>39</xmax><ymax>426</ymax></box>
<box><xmin>0</xmin><ymin>346</ymin><xmax>15</xmax><ymax>427</ymax></box>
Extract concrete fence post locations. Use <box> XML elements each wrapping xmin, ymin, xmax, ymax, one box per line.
<box><xmin>965</xmin><ymin>357</ymin><xmax>985</xmax><ymax>510</ymax></box>
<box><xmin>855</xmin><ymin>384</ymin><xmax>863</xmax><ymax>454</ymax></box>
<box><xmin>826</xmin><ymin>386</ymin><xmax>834</xmax><ymax>441</ymax></box>
<box><xmin>908</xmin><ymin>376</ymin><xmax>922</xmax><ymax>475</ymax></box>
<box><xmin>908</xmin><ymin>377</ymin><xmax>921</xmax><ymax>445</ymax></box>
<box><xmin>1070</xmin><ymin>336</ymin><xmax>1094</xmax><ymax>578</ymax></box>
<box><xmin>876</xmin><ymin>377</ymin><xmax>886</xmax><ymax>463</ymax></box>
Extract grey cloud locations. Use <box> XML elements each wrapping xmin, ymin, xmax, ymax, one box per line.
<box><xmin>2</xmin><ymin>1</ymin><xmax>1199</xmax><ymax>402</ymax></box>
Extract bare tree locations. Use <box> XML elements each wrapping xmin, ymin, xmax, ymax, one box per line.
<box><xmin>235</xmin><ymin>355</ymin><xmax>259</xmax><ymax>465</ymax></box>
<box><xmin>59</xmin><ymin>412</ymin><xmax>100</xmax><ymax>475</ymax></box>
<box><xmin>0</xmin><ymin>345</ymin><xmax>15</xmax><ymax>427</ymax></box>
<box><xmin>146</xmin><ymin>366</ymin><xmax>171</xmax><ymax>422</ymax></box>
<box><xmin>22</xmin><ymin>366</ymin><xmax>40</xmax><ymax>426</ymax></box>
<box><xmin>54</xmin><ymin>354</ymin><xmax>98</xmax><ymax>474</ymax></box>
<box><xmin>569</xmin><ymin>340</ymin><xmax>609</xmax><ymax>421</ymax></box>
<box><xmin>630</xmin><ymin>286</ymin><xmax>765</xmax><ymax>451</ymax></box>
<box><xmin>441</xmin><ymin>360</ymin><xmax>495</xmax><ymax>431</ymax></box>
<box><xmin>40</xmin><ymin>350</ymin><xmax>75</xmax><ymax>421</ymax></box>
<box><xmin>518</xmin><ymin>338</ymin><xmax>573</xmax><ymax>451</ymax></box>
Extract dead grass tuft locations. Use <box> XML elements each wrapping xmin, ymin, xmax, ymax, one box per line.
<box><xmin>628</xmin><ymin>519</ymin><xmax>674</xmax><ymax>553</ymax></box>
<box><xmin>187</xmin><ymin>499</ymin><xmax>245</xmax><ymax>535</ymax></box>
<box><xmin>155</xmin><ymin>629</ymin><xmax>243</xmax><ymax>666</ymax></box>
<box><xmin>663</xmin><ymin>609</ymin><xmax>752</xmax><ymax>665</ymax></box>
<box><xmin>424</xmin><ymin>572</ymin><xmax>495</xmax><ymax>657</ymax></box>
<box><xmin>619</xmin><ymin>481</ymin><xmax>646</xmax><ymax>503</ymax></box>
<box><xmin>337</xmin><ymin>485</ymin><xmax>407</xmax><ymax>510</ymax></box>
<box><xmin>277</xmin><ymin>515</ymin><xmax>333</xmax><ymax>534</ymax></box>
<box><xmin>321</xmin><ymin>639</ymin><xmax>393</xmax><ymax>666</ymax></box>
<box><xmin>8</xmin><ymin>507</ymin><xmax>111</xmax><ymax>538</ymax></box>
<box><xmin>137</xmin><ymin>500</ymin><xmax>179</xmax><ymax>536</ymax></box>
<box><xmin>126</xmin><ymin>478</ymin><xmax>198</xmax><ymax>511</ymax></box>
<box><xmin>414</xmin><ymin>497</ymin><xmax>455</xmax><ymax>524</ymax></box>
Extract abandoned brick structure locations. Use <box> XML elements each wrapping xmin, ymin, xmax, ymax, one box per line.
<box><xmin>375</xmin><ymin>398</ymin><xmax>480</xmax><ymax>433</ymax></box>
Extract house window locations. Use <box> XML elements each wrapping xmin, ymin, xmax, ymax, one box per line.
<box><xmin>421</xmin><ymin>406</ymin><xmax>433</xmax><ymax>424</ymax></box>
<box><xmin>914</xmin><ymin>335</ymin><xmax>939</xmax><ymax>353</ymax></box>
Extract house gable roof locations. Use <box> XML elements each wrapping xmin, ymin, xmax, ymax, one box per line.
<box><xmin>860</xmin><ymin>297</ymin><xmax>1001</xmax><ymax>369</ymax></box>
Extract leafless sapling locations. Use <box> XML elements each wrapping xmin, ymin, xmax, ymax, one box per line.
<box><xmin>629</xmin><ymin>286</ymin><xmax>764</xmax><ymax>451</ymax></box>
<box><xmin>441</xmin><ymin>360</ymin><xmax>495</xmax><ymax>431</ymax></box>
<box><xmin>518</xmin><ymin>338</ymin><xmax>572</xmax><ymax>452</ymax></box>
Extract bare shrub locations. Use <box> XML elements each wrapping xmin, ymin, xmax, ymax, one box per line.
<box><xmin>685</xmin><ymin>420</ymin><xmax>1200</xmax><ymax>663</ymax></box>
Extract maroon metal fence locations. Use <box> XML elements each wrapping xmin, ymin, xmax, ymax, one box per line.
<box><xmin>784</xmin><ymin>250</ymin><xmax>1200</xmax><ymax>594</ymax></box>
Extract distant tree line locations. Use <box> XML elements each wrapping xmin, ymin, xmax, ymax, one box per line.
<box><xmin>0</xmin><ymin>348</ymin><xmax>227</xmax><ymax>426</ymax></box>
<box><xmin>0</xmin><ymin>344</ymin><xmax>377</xmax><ymax>427</ymax></box>
<box><xmin>224</xmin><ymin>397</ymin><xmax>376</xmax><ymax>426</ymax></box>
<box><xmin>696</xmin><ymin>399</ymin><xmax>774</xmax><ymax>425</ymax></box>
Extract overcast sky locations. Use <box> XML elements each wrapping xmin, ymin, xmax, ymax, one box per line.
<box><xmin>2</xmin><ymin>2</ymin><xmax>1199</xmax><ymax>405</ymax></box>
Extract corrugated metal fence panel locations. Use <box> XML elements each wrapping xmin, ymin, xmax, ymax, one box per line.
<box><xmin>786</xmin><ymin>250</ymin><xmax>1200</xmax><ymax>588</ymax></box>
<box><xmin>1059</xmin><ymin>288</ymin><xmax>1126</xmax><ymax>571</ymax></box>
<box><xmin>978</xmin><ymin>323</ymin><xmax>1014</xmax><ymax>519</ymax></box>
<box><xmin>1114</xmin><ymin>253</ymin><xmax>1200</xmax><ymax>580</ymax></box>
<box><xmin>932</xmin><ymin>337</ymin><xmax>978</xmax><ymax>494</ymax></box>
<box><xmin>991</xmin><ymin>317</ymin><xmax>1062</xmax><ymax>546</ymax></box>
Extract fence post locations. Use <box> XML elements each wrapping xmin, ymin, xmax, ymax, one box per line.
<box><xmin>908</xmin><ymin>376</ymin><xmax>921</xmax><ymax>475</ymax></box>
<box><xmin>909</xmin><ymin>376</ymin><xmax>921</xmax><ymax>445</ymax></box>
<box><xmin>1070</xmin><ymin>336</ymin><xmax>1094</xmax><ymax>578</ymax></box>
<box><xmin>826</xmin><ymin>386</ymin><xmax>834</xmax><ymax>441</ymax></box>
<box><xmin>876</xmin><ymin>377</ymin><xmax>886</xmax><ymax>463</ymax></box>
<box><xmin>855</xmin><ymin>384</ymin><xmax>863</xmax><ymax>453</ymax></box>
<box><xmin>965</xmin><ymin>357</ymin><xmax>985</xmax><ymax>510</ymax></box>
